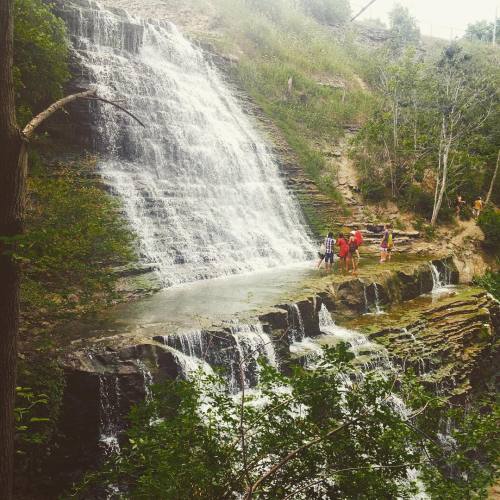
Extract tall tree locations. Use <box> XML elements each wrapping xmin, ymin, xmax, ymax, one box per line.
<box><xmin>0</xmin><ymin>1</ymin><xmax>24</xmax><ymax>495</ymax></box>
<box><xmin>0</xmin><ymin>2</ymin><xmax>141</xmax><ymax>495</ymax></box>
<box><xmin>429</xmin><ymin>45</ymin><xmax>496</xmax><ymax>225</ymax></box>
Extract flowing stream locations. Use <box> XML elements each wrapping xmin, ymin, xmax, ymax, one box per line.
<box><xmin>61</xmin><ymin>0</ymin><xmax>314</xmax><ymax>286</ymax></box>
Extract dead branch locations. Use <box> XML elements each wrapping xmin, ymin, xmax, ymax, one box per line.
<box><xmin>22</xmin><ymin>89</ymin><xmax>97</xmax><ymax>139</ymax></box>
<box><xmin>83</xmin><ymin>96</ymin><xmax>146</xmax><ymax>127</ymax></box>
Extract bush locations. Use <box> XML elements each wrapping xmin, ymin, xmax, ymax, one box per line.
<box><xmin>19</xmin><ymin>152</ymin><xmax>136</xmax><ymax>325</ymax></box>
<box><xmin>74</xmin><ymin>347</ymin><xmax>499</xmax><ymax>499</ymax></box>
<box><xmin>404</xmin><ymin>185</ymin><xmax>434</xmax><ymax>219</ymax></box>
<box><xmin>14</xmin><ymin>0</ymin><xmax>70</xmax><ymax>125</ymax></box>
<box><xmin>478</xmin><ymin>208</ymin><xmax>500</xmax><ymax>253</ymax></box>
<box><xmin>359</xmin><ymin>176</ymin><xmax>386</xmax><ymax>202</ymax></box>
<box><xmin>474</xmin><ymin>271</ymin><xmax>500</xmax><ymax>300</ymax></box>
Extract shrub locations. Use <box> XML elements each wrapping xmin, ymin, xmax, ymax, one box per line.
<box><xmin>478</xmin><ymin>208</ymin><xmax>500</xmax><ymax>253</ymax></box>
<box><xmin>404</xmin><ymin>185</ymin><xmax>434</xmax><ymax>219</ymax></box>
<box><xmin>474</xmin><ymin>271</ymin><xmax>500</xmax><ymax>300</ymax></box>
<box><xmin>14</xmin><ymin>0</ymin><xmax>70</xmax><ymax>125</ymax></box>
<box><xmin>359</xmin><ymin>176</ymin><xmax>386</xmax><ymax>202</ymax></box>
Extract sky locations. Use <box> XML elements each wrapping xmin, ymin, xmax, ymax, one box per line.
<box><xmin>351</xmin><ymin>0</ymin><xmax>500</xmax><ymax>39</ymax></box>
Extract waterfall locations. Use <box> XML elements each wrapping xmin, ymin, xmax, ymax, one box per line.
<box><xmin>429</xmin><ymin>262</ymin><xmax>444</xmax><ymax>290</ymax></box>
<box><xmin>287</xmin><ymin>303</ymin><xmax>306</xmax><ymax>343</ymax></box>
<box><xmin>162</xmin><ymin>323</ymin><xmax>277</xmax><ymax>393</ymax></box>
<box><xmin>98</xmin><ymin>374</ymin><xmax>121</xmax><ymax>455</ymax></box>
<box><xmin>136</xmin><ymin>360</ymin><xmax>154</xmax><ymax>401</ymax></box>
<box><xmin>373</xmin><ymin>283</ymin><xmax>383</xmax><ymax>315</ymax></box>
<box><xmin>61</xmin><ymin>0</ymin><xmax>314</xmax><ymax>286</ymax></box>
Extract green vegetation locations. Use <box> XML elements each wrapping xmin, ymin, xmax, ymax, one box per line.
<box><xmin>353</xmin><ymin>13</ymin><xmax>500</xmax><ymax>225</ymax></box>
<box><xmin>20</xmin><ymin>150</ymin><xmax>136</xmax><ymax>335</ymax></box>
<box><xmin>474</xmin><ymin>271</ymin><xmax>500</xmax><ymax>299</ymax></box>
<box><xmin>13</xmin><ymin>0</ymin><xmax>70</xmax><ymax>126</ymax></box>
<box><xmin>465</xmin><ymin>19</ymin><xmax>500</xmax><ymax>45</ymax></box>
<box><xmin>478</xmin><ymin>208</ymin><xmax>500</xmax><ymax>254</ymax></box>
<box><xmin>14</xmin><ymin>357</ymin><xmax>65</xmax><ymax>496</ymax></box>
<box><xmin>74</xmin><ymin>347</ymin><xmax>499</xmax><ymax>499</ymax></box>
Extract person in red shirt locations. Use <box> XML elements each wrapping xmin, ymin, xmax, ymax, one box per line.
<box><xmin>354</xmin><ymin>227</ymin><xmax>363</xmax><ymax>261</ymax></box>
<box><xmin>337</xmin><ymin>233</ymin><xmax>349</xmax><ymax>273</ymax></box>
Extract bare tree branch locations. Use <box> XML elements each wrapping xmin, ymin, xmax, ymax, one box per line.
<box><xmin>22</xmin><ymin>89</ymin><xmax>97</xmax><ymax>139</ymax></box>
<box><xmin>83</xmin><ymin>95</ymin><xmax>146</xmax><ymax>127</ymax></box>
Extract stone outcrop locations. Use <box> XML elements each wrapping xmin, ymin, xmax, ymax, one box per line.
<box><xmin>364</xmin><ymin>289</ymin><xmax>500</xmax><ymax>399</ymax></box>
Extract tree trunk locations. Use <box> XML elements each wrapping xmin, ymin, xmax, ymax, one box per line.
<box><xmin>485</xmin><ymin>150</ymin><xmax>500</xmax><ymax>205</ymax></box>
<box><xmin>0</xmin><ymin>0</ymin><xmax>22</xmax><ymax>497</ymax></box>
<box><xmin>431</xmin><ymin>138</ymin><xmax>451</xmax><ymax>226</ymax></box>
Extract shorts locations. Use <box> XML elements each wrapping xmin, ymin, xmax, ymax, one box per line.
<box><xmin>380</xmin><ymin>246</ymin><xmax>388</xmax><ymax>253</ymax></box>
<box><xmin>325</xmin><ymin>252</ymin><xmax>334</xmax><ymax>264</ymax></box>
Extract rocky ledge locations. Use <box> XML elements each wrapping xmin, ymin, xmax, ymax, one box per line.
<box><xmin>52</xmin><ymin>257</ymin><xmax>499</xmax><ymax>479</ymax></box>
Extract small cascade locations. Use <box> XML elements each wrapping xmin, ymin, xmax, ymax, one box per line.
<box><xmin>136</xmin><ymin>360</ymin><xmax>154</xmax><ymax>401</ymax></box>
<box><xmin>98</xmin><ymin>375</ymin><xmax>121</xmax><ymax>456</ymax></box>
<box><xmin>316</xmin><ymin>304</ymin><xmax>392</xmax><ymax>371</ymax></box>
<box><xmin>429</xmin><ymin>261</ymin><xmax>454</xmax><ymax>293</ymax></box>
<box><xmin>429</xmin><ymin>262</ymin><xmax>444</xmax><ymax>290</ymax></box>
<box><xmin>402</xmin><ymin>328</ymin><xmax>428</xmax><ymax>376</ymax></box>
<box><xmin>162</xmin><ymin>323</ymin><xmax>277</xmax><ymax>393</ymax></box>
<box><xmin>287</xmin><ymin>303</ymin><xmax>306</xmax><ymax>343</ymax></box>
<box><xmin>173</xmin><ymin>350</ymin><xmax>214</xmax><ymax>379</ymax></box>
<box><xmin>373</xmin><ymin>283</ymin><xmax>383</xmax><ymax>315</ymax></box>
<box><xmin>229</xmin><ymin>324</ymin><xmax>278</xmax><ymax>392</ymax></box>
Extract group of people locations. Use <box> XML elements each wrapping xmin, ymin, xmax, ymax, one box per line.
<box><xmin>317</xmin><ymin>224</ymin><xmax>394</xmax><ymax>273</ymax></box>
<box><xmin>455</xmin><ymin>195</ymin><xmax>484</xmax><ymax>219</ymax></box>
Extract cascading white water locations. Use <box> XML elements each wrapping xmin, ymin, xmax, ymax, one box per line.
<box><xmin>98</xmin><ymin>374</ymin><xmax>121</xmax><ymax>455</ymax></box>
<box><xmin>63</xmin><ymin>0</ymin><xmax>314</xmax><ymax>286</ymax></box>
<box><xmin>429</xmin><ymin>262</ymin><xmax>444</xmax><ymax>290</ymax></box>
<box><xmin>162</xmin><ymin>323</ymin><xmax>277</xmax><ymax>392</ymax></box>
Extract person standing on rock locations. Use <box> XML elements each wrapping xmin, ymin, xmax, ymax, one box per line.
<box><xmin>324</xmin><ymin>232</ymin><xmax>336</xmax><ymax>272</ymax></box>
<box><xmin>347</xmin><ymin>232</ymin><xmax>358</xmax><ymax>274</ymax></box>
<box><xmin>337</xmin><ymin>233</ymin><xmax>349</xmax><ymax>273</ymax></box>
<box><xmin>379</xmin><ymin>224</ymin><xmax>393</xmax><ymax>263</ymax></box>
<box><xmin>354</xmin><ymin>226</ymin><xmax>363</xmax><ymax>261</ymax></box>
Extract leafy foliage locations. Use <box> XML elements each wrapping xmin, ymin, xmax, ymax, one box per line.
<box><xmin>73</xmin><ymin>347</ymin><xmax>498</xmax><ymax>499</ymax></box>
<box><xmin>19</xmin><ymin>151</ymin><xmax>136</xmax><ymax>330</ymax></box>
<box><xmin>465</xmin><ymin>19</ymin><xmax>500</xmax><ymax>44</ymax></box>
<box><xmin>353</xmin><ymin>42</ymin><xmax>500</xmax><ymax>223</ymax></box>
<box><xmin>299</xmin><ymin>0</ymin><xmax>351</xmax><ymax>25</ymax></box>
<box><xmin>14</xmin><ymin>358</ymin><xmax>65</xmax><ymax>495</ymax></box>
<box><xmin>473</xmin><ymin>271</ymin><xmax>500</xmax><ymax>300</ymax></box>
<box><xmin>478</xmin><ymin>208</ymin><xmax>500</xmax><ymax>254</ymax></box>
<box><xmin>388</xmin><ymin>3</ymin><xmax>420</xmax><ymax>53</ymax></box>
<box><xmin>13</xmin><ymin>0</ymin><xmax>70</xmax><ymax>126</ymax></box>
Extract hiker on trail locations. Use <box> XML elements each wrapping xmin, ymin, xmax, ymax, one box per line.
<box><xmin>347</xmin><ymin>232</ymin><xmax>358</xmax><ymax>274</ymax></box>
<box><xmin>473</xmin><ymin>197</ymin><xmax>484</xmax><ymax>219</ymax></box>
<box><xmin>324</xmin><ymin>232</ymin><xmax>336</xmax><ymax>272</ymax></box>
<box><xmin>354</xmin><ymin>227</ymin><xmax>363</xmax><ymax>260</ymax></box>
<box><xmin>455</xmin><ymin>195</ymin><xmax>466</xmax><ymax>218</ymax></box>
<box><xmin>379</xmin><ymin>224</ymin><xmax>394</xmax><ymax>263</ymax></box>
<box><xmin>337</xmin><ymin>233</ymin><xmax>349</xmax><ymax>273</ymax></box>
